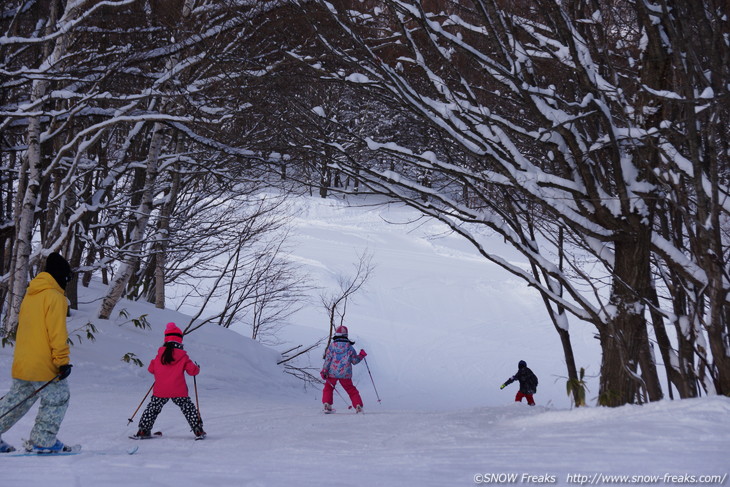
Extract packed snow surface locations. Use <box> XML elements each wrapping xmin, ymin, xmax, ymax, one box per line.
<box><xmin>1</xmin><ymin>196</ymin><xmax>728</xmax><ymax>486</ymax></box>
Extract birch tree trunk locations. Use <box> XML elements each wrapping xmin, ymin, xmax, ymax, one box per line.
<box><xmin>97</xmin><ymin>122</ymin><xmax>164</xmax><ymax>319</ymax></box>
<box><xmin>153</xmin><ymin>158</ymin><xmax>181</xmax><ymax>309</ymax></box>
<box><xmin>4</xmin><ymin>116</ymin><xmax>43</xmax><ymax>335</ymax></box>
<box><xmin>3</xmin><ymin>0</ymin><xmax>69</xmax><ymax>335</ymax></box>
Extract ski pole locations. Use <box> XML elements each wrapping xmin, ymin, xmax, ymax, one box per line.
<box><xmin>193</xmin><ymin>375</ymin><xmax>203</xmax><ymax>425</ymax></box>
<box><xmin>324</xmin><ymin>377</ymin><xmax>351</xmax><ymax>409</ymax></box>
<box><xmin>0</xmin><ymin>375</ymin><xmax>60</xmax><ymax>422</ymax></box>
<box><xmin>332</xmin><ymin>382</ymin><xmax>350</xmax><ymax>407</ymax></box>
<box><xmin>127</xmin><ymin>383</ymin><xmax>154</xmax><ymax>426</ymax></box>
<box><xmin>363</xmin><ymin>357</ymin><xmax>382</xmax><ymax>403</ymax></box>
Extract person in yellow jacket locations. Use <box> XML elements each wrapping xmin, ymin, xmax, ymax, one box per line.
<box><xmin>0</xmin><ymin>253</ymin><xmax>74</xmax><ymax>454</ymax></box>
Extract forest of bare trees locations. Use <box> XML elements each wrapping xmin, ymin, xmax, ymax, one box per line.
<box><xmin>1</xmin><ymin>0</ymin><xmax>728</xmax><ymax>407</ymax></box>
<box><xmin>0</xmin><ymin>0</ymin><xmax>308</xmax><ymax>338</ymax></box>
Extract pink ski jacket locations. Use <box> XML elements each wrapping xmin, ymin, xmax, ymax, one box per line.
<box><xmin>148</xmin><ymin>347</ymin><xmax>200</xmax><ymax>398</ymax></box>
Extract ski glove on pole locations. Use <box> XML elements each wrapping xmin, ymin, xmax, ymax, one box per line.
<box><xmin>59</xmin><ymin>364</ymin><xmax>73</xmax><ymax>380</ymax></box>
<box><xmin>320</xmin><ymin>370</ymin><xmax>328</xmax><ymax>380</ymax></box>
<box><xmin>358</xmin><ymin>349</ymin><xmax>367</xmax><ymax>358</ymax></box>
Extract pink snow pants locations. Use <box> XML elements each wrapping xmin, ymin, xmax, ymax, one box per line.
<box><xmin>322</xmin><ymin>378</ymin><xmax>363</xmax><ymax>408</ymax></box>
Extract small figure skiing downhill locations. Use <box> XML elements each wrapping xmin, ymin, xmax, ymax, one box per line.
<box><xmin>131</xmin><ymin>323</ymin><xmax>206</xmax><ymax>440</ymax></box>
<box><xmin>321</xmin><ymin>326</ymin><xmax>367</xmax><ymax>413</ymax></box>
<box><xmin>500</xmin><ymin>360</ymin><xmax>539</xmax><ymax>406</ymax></box>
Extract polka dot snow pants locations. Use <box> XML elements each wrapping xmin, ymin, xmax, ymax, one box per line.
<box><xmin>137</xmin><ymin>396</ymin><xmax>202</xmax><ymax>433</ymax></box>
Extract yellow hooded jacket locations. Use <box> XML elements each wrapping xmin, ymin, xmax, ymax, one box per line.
<box><xmin>12</xmin><ymin>272</ymin><xmax>70</xmax><ymax>381</ymax></box>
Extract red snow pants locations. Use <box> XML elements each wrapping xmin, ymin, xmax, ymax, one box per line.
<box><xmin>515</xmin><ymin>391</ymin><xmax>535</xmax><ymax>406</ymax></box>
<box><xmin>322</xmin><ymin>377</ymin><xmax>363</xmax><ymax>408</ymax></box>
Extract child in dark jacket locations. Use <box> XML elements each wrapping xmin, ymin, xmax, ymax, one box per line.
<box><xmin>320</xmin><ymin>326</ymin><xmax>367</xmax><ymax>413</ymax></box>
<box><xmin>132</xmin><ymin>323</ymin><xmax>206</xmax><ymax>439</ymax></box>
<box><xmin>500</xmin><ymin>360</ymin><xmax>538</xmax><ymax>406</ymax></box>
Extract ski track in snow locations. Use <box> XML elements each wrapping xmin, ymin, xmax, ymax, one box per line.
<box><xmin>1</xmin><ymin>196</ymin><xmax>728</xmax><ymax>486</ymax></box>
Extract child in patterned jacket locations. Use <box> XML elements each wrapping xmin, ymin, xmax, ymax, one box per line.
<box><xmin>132</xmin><ymin>323</ymin><xmax>206</xmax><ymax>439</ymax></box>
<box><xmin>320</xmin><ymin>326</ymin><xmax>367</xmax><ymax>413</ymax></box>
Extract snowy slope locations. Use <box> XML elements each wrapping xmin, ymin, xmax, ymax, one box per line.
<box><xmin>1</xmin><ymin>195</ymin><xmax>728</xmax><ymax>486</ymax></box>
<box><xmin>261</xmin><ymin>195</ymin><xmax>603</xmax><ymax>410</ymax></box>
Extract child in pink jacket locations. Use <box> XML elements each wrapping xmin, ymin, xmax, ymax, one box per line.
<box><xmin>132</xmin><ymin>323</ymin><xmax>206</xmax><ymax>439</ymax></box>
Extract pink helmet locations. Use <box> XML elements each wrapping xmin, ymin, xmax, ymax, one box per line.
<box><xmin>334</xmin><ymin>325</ymin><xmax>348</xmax><ymax>337</ymax></box>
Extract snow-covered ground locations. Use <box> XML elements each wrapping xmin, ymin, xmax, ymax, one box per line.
<box><xmin>1</xmin><ymin>196</ymin><xmax>728</xmax><ymax>486</ymax></box>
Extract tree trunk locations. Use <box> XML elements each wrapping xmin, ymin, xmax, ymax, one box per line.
<box><xmin>153</xmin><ymin>159</ymin><xmax>181</xmax><ymax>309</ymax></box>
<box><xmin>647</xmin><ymin>286</ymin><xmax>694</xmax><ymax>399</ymax></box>
<box><xmin>2</xmin><ymin>0</ymin><xmax>71</xmax><ymax>335</ymax></box>
<box><xmin>706</xmin><ymin>286</ymin><xmax>730</xmax><ymax>395</ymax></box>
<box><xmin>554</xmin><ymin>318</ymin><xmax>581</xmax><ymax>404</ymax></box>
<box><xmin>98</xmin><ymin>122</ymin><xmax>164</xmax><ymax>319</ymax></box>
<box><xmin>598</xmin><ymin>223</ymin><xmax>658</xmax><ymax>406</ymax></box>
<box><xmin>532</xmin><ymin>227</ymin><xmax>582</xmax><ymax>406</ymax></box>
<box><xmin>4</xmin><ymin>116</ymin><xmax>43</xmax><ymax>336</ymax></box>
<box><xmin>637</xmin><ymin>320</ymin><xmax>663</xmax><ymax>402</ymax></box>
<box><xmin>319</xmin><ymin>158</ymin><xmax>330</xmax><ymax>198</ymax></box>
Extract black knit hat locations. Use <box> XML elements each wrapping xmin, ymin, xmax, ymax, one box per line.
<box><xmin>45</xmin><ymin>252</ymin><xmax>72</xmax><ymax>289</ymax></box>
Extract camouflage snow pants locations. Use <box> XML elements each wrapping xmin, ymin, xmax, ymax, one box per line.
<box><xmin>0</xmin><ymin>378</ymin><xmax>70</xmax><ymax>447</ymax></box>
<box><xmin>137</xmin><ymin>396</ymin><xmax>202</xmax><ymax>433</ymax></box>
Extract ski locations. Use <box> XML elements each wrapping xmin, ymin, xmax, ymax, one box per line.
<box><xmin>3</xmin><ymin>445</ymin><xmax>139</xmax><ymax>457</ymax></box>
<box><xmin>3</xmin><ymin>444</ymin><xmax>82</xmax><ymax>457</ymax></box>
<box><xmin>4</xmin><ymin>451</ymin><xmax>81</xmax><ymax>457</ymax></box>
<box><xmin>323</xmin><ymin>408</ymin><xmax>365</xmax><ymax>414</ymax></box>
<box><xmin>128</xmin><ymin>431</ymin><xmax>163</xmax><ymax>440</ymax></box>
<box><xmin>129</xmin><ymin>431</ymin><xmax>204</xmax><ymax>441</ymax></box>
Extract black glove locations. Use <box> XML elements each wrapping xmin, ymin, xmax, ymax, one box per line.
<box><xmin>59</xmin><ymin>364</ymin><xmax>73</xmax><ymax>380</ymax></box>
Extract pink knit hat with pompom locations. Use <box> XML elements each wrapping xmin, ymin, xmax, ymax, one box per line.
<box><xmin>164</xmin><ymin>322</ymin><xmax>183</xmax><ymax>343</ymax></box>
